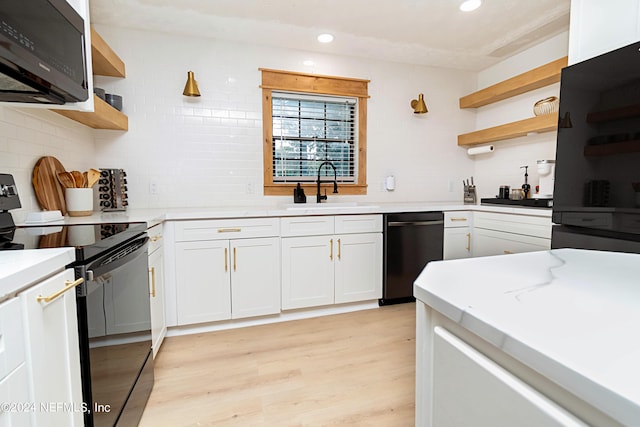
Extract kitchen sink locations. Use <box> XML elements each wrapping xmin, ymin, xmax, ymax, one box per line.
<box><xmin>284</xmin><ymin>202</ymin><xmax>379</xmax><ymax>212</ymax></box>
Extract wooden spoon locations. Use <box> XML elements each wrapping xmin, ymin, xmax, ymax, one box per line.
<box><xmin>71</xmin><ymin>170</ymin><xmax>85</xmax><ymax>188</ymax></box>
<box><xmin>57</xmin><ymin>171</ymin><xmax>76</xmax><ymax>188</ymax></box>
<box><xmin>86</xmin><ymin>168</ymin><xmax>101</xmax><ymax>188</ymax></box>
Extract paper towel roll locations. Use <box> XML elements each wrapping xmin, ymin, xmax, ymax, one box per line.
<box><xmin>467</xmin><ymin>145</ymin><xmax>494</xmax><ymax>155</ymax></box>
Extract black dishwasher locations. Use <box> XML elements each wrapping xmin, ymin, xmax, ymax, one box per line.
<box><xmin>380</xmin><ymin>212</ymin><xmax>444</xmax><ymax>305</ymax></box>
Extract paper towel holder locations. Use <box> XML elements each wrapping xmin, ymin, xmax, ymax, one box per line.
<box><xmin>467</xmin><ymin>145</ymin><xmax>494</xmax><ymax>156</ymax></box>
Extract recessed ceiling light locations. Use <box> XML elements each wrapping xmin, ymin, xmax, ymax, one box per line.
<box><xmin>317</xmin><ymin>33</ymin><xmax>334</xmax><ymax>43</ymax></box>
<box><xmin>303</xmin><ymin>60</ymin><xmax>315</xmax><ymax>66</ymax></box>
<box><xmin>460</xmin><ymin>0</ymin><xmax>482</xmax><ymax>12</ymax></box>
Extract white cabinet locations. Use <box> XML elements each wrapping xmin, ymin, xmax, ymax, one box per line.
<box><xmin>174</xmin><ymin>218</ymin><xmax>280</xmax><ymax>325</ymax></box>
<box><xmin>20</xmin><ymin>269</ymin><xmax>83</xmax><ymax>427</ymax></box>
<box><xmin>568</xmin><ymin>0</ymin><xmax>640</xmax><ymax>65</ymax></box>
<box><xmin>148</xmin><ymin>224</ymin><xmax>166</xmax><ymax>358</ymax></box>
<box><xmin>281</xmin><ymin>215</ymin><xmax>382</xmax><ymax>310</ymax></box>
<box><xmin>431</xmin><ymin>326</ymin><xmax>588</xmax><ymax>427</ymax></box>
<box><xmin>0</xmin><ymin>297</ymin><xmax>30</xmax><ymax>427</ymax></box>
<box><xmin>473</xmin><ymin>211</ymin><xmax>551</xmax><ymax>256</ymax></box>
<box><xmin>443</xmin><ymin>211</ymin><xmax>472</xmax><ymax>260</ymax></box>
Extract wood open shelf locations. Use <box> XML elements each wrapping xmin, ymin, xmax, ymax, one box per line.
<box><xmin>458</xmin><ymin>113</ymin><xmax>558</xmax><ymax>146</ymax></box>
<box><xmin>52</xmin><ymin>27</ymin><xmax>127</xmax><ymax>130</ymax></box>
<box><xmin>457</xmin><ymin>56</ymin><xmax>567</xmax><ymax>147</ymax></box>
<box><xmin>52</xmin><ymin>95</ymin><xmax>128</xmax><ymax>130</ymax></box>
<box><xmin>584</xmin><ymin>139</ymin><xmax>640</xmax><ymax>157</ymax></box>
<box><xmin>90</xmin><ymin>27</ymin><xmax>126</xmax><ymax>78</ymax></box>
<box><xmin>459</xmin><ymin>57</ymin><xmax>567</xmax><ymax>109</ymax></box>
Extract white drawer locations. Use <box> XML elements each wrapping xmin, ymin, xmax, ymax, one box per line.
<box><xmin>474</xmin><ymin>212</ymin><xmax>551</xmax><ymax>239</ymax></box>
<box><xmin>147</xmin><ymin>223</ymin><xmax>163</xmax><ymax>254</ymax></box>
<box><xmin>335</xmin><ymin>214</ymin><xmax>382</xmax><ymax>234</ymax></box>
<box><xmin>444</xmin><ymin>211</ymin><xmax>471</xmax><ymax>228</ymax></box>
<box><xmin>174</xmin><ymin>218</ymin><xmax>280</xmax><ymax>241</ymax></box>
<box><xmin>281</xmin><ymin>216</ymin><xmax>334</xmax><ymax>237</ymax></box>
<box><xmin>0</xmin><ymin>298</ymin><xmax>25</xmax><ymax>381</ymax></box>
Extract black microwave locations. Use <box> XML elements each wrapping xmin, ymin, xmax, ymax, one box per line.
<box><xmin>0</xmin><ymin>0</ymin><xmax>88</xmax><ymax>104</ymax></box>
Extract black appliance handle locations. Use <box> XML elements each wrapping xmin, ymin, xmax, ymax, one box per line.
<box><xmin>87</xmin><ymin>235</ymin><xmax>149</xmax><ymax>278</ymax></box>
<box><xmin>387</xmin><ymin>220</ymin><xmax>444</xmax><ymax>227</ymax></box>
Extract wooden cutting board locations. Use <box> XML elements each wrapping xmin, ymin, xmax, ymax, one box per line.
<box><xmin>32</xmin><ymin>156</ymin><xmax>67</xmax><ymax>215</ymax></box>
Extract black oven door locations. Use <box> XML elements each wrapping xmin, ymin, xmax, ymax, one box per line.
<box><xmin>76</xmin><ymin>234</ymin><xmax>154</xmax><ymax>427</ymax></box>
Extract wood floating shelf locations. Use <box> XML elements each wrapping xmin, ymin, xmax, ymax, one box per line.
<box><xmin>459</xmin><ymin>57</ymin><xmax>568</xmax><ymax>109</ymax></box>
<box><xmin>587</xmin><ymin>104</ymin><xmax>640</xmax><ymax>123</ymax></box>
<box><xmin>90</xmin><ymin>27</ymin><xmax>126</xmax><ymax>78</ymax></box>
<box><xmin>584</xmin><ymin>139</ymin><xmax>640</xmax><ymax>157</ymax></box>
<box><xmin>53</xmin><ymin>95</ymin><xmax>128</xmax><ymax>131</ymax></box>
<box><xmin>458</xmin><ymin>113</ymin><xmax>558</xmax><ymax>147</ymax></box>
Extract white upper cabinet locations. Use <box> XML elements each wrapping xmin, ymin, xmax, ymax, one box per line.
<box><xmin>569</xmin><ymin>0</ymin><xmax>640</xmax><ymax>64</ymax></box>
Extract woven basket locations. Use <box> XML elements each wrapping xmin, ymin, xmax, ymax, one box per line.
<box><xmin>533</xmin><ymin>96</ymin><xmax>559</xmax><ymax>116</ymax></box>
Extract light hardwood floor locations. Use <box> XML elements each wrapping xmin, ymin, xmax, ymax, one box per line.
<box><xmin>139</xmin><ymin>303</ymin><xmax>416</xmax><ymax>426</ymax></box>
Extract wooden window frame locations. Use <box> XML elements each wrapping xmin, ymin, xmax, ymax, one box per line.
<box><xmin>260</xmin><ymin>68</ymin><xmax>369</xmax><ymax>196</ymax></box>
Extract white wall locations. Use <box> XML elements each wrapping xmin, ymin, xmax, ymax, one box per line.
<box><xmin>0</xmin><ymin>108</ymin><xmax>95</xmax><ymax>223</ymax></box>
<box><xmin>7</xmin><ymin>25</ymin><xmax>575</xmax><ymax>218</ymax></box>
<box><xmin>469</xmin><ymin>32</ymin><xmax>569</xmax><ymax>199</ymax></box>
<box><xmin>91</xmin><ymin>26</ymin><xmax>476</xmax><ymax>208</ymax></box>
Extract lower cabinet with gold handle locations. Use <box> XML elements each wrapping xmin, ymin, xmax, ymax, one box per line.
<box><xmin>19</xmin><ymin>267</ymin><xmax>84</xmax><ymax>426</ymax></box>
<box><xmin>175</xmin><ymin>235</ymin><xmax>280</xmax><ymax>325</ymax></box>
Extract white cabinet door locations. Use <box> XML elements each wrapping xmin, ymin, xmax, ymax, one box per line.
<box><xmin>432</xmin><ymin>327</ymin><xmax>587</xmax><ymax>427</ymax></box>
<box><xmin>281</xmin><ymin>236</ymin><xmax>334</xmax><ymax>309</ymax></box>
<box><xmin>175</xmin><ymin>240</ymin><xmax>231</xmax><ymax>324</ymax></box>
<box><xmin>20</xmin><ymin>269</ymin><xmax>83</xmax><ymax>427</ymax></box>
<box><xmin>569</xmin><ymin>0</ymin><xmax>640</xmax><ymax>65</ymax></box>
<box><xmin>231</xmin><ymin>237</ymin><xmax>280</xmax><ymax>319</ymax></box>
<box><xmin>334</xmin><ymin>233</ymin><xmax>382</xmax><ymax>303</ymax></box>
<box><xmin>443</xmin><ymin>227</ymin><xmax>472</xmax><ymax>260</ymax></box>
<box><xmin>149</xmin><ymin>245</ymin><xmax>166</xmax><ymax>358</ymax></box>
<box><xmin>473</xmin><ymin>228</ymin><xmax>551</xmax><ymax>257</ymax></box>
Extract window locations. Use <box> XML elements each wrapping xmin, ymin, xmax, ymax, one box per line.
<box><xmin>260</xmin><ymin>69</ymin><xmax>369</xmax><ymax>196</ymax></box>
<box><xmin>272</xmin><ymin>92</ymin><xmax>356</xmax><ymax>183</ymax></box>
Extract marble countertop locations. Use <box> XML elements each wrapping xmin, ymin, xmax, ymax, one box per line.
<box><xmin>16</xmin><ymin>201</ymin><xmax>551</xmax><ymax>227</ymax></box>
<box><xmin>0</xmin><ymin>248</ymin><xmax>75</xmax><ymax>302</ymax></box>
<box><xmin>414</xmin><ymin>249</ymin><xmax>640</xmax><ymax>426</ymax></box>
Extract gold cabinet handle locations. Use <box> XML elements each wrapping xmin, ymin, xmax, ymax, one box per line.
<box><xmin>450</xmin><ymin>218</ymin><xmax>468</xmax><ymax>222</ymax></box>
<box><xmin>36</xmin><ymin>278</ymin><xmax>84</xmax><ymax>303</ymax></box>
<box><xmin>233</xmin><ymin>247</ymin><xmax>237</xmax><ymax>272</ymax></box>
<box><xmin>329</xmin><ymin>239</ymin><xmax>333</xmax><ymax>260</ymax></box>
<box><xmin>224</xmin><ymin>248</ymin><xmax>228</xmax><ymax>272</ymax></box>
<box><xmin>217</xmin><ymin>228</ymin><xmax>241</xmax><ymax>233</ymax></box>
<box><xmin>149</xmin><ymin>267</ymin><xmax>156</xmax><ymax>297</ymax></box>
<box><xmin>466</xmin><ymin>233</ymin><xmax>471</xmax><ymax>251</ymax></box>
<box><xmin>337</xmin><ymin>238</ymin><xmax>341</xmax><ymax>260</ymax></box>
<box><xmin>504</xmin><ymin>250</ymin><xmax>514</xmax><ymax>254</ymax></box>
<box><xmin>150</xmin><ymin>235</ymin><xmax>162</xmax><ymax>242</ymax></box>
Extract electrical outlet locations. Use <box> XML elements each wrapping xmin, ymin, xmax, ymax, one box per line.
<box><xmin>246</xmin><ymin>182</ymin><xmax>254</xmax><ymax>194</ymax></box>
<box><xmin>149</xmin><ymin>180</ymin><xmax>158</xmax><ymax>195</ymax></box>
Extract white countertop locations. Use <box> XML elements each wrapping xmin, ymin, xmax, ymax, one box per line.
<box><xmin>16</xmin><ymin>201</ymin><xmax>551</xmax><ymax>227</ymax></box>
<box><xmin>414</xmin><ymin>249</ymin><xmax>640</xmax><ymax>426</ymax></box>
<box><xmin>0</xmin><ymin>248</ymin><xmax>75</xmax><ymax>302</ymax></box>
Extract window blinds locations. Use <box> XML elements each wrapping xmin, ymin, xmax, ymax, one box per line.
<box><xmin>272</xmin><ymin>91</ymin><xmax>357</xmax><ymax>183</ymax></box>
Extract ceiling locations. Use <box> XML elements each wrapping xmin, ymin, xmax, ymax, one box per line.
<box><xmin>89</xmin><ymin>0</ymin><xmax>571</xmax><ymax>71</ymax></box>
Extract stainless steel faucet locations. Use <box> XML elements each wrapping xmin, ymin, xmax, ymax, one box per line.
<box><xmin>316</xmin><ymin>161</ymin><xmax>338</xmax><ymax>203</ymax></box>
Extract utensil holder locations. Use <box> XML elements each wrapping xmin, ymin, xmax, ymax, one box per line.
<box><xmin>66</xmin><ymin>188</ymin><xmax>94</xmax><ymax>217</ymax></box>
<box><xmin>98</xmin><ymin>168</ymin><xmax>128</xmax><ymax>211</ymax></box>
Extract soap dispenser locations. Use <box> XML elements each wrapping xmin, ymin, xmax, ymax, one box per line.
<box><xmin>293</xmin><ymin>183</ymin><xmax>307</xmax><ymax>203</ymax></box>
<box><xmin>521</xmin><ymin>166</ymin><xmax>530</xmax><ymax>199</ymax></box>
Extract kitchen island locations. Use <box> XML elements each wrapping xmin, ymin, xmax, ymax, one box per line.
<box><xmin>414</xmin><ymin>249</ymin><xmax>640</xmax><ymax>427</ymax></box>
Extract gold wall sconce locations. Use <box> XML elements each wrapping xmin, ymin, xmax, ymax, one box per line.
<box><xmin>183</xmin><ymin>71</ymin><xmax>201</xmax><ymax>97</ymax></box>
<box><xmin>411</xmin><ymin>93</ymin><xmax>428</xmax><ymax>114</ymax></box>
